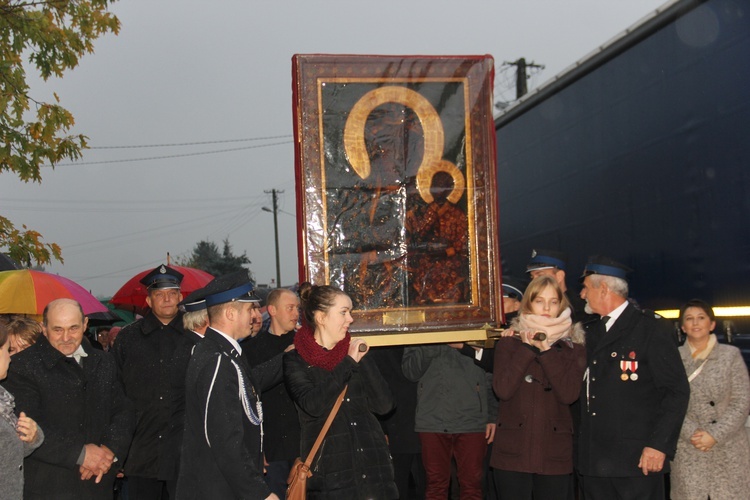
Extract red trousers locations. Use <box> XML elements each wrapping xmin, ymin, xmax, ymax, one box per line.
<box><xmin>420</xmin><ymin>432</ymin><xmax>487</xmax><ymax>500</ymax></box>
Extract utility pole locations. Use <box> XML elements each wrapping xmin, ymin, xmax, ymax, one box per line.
<box><xmin>262</xmin><ymin>189</ymin><xmax>283</xmax><ymax>288</ymax></box>
<box><xmin>503</xmin><ymin>58</ymin><xmax>545</xmax><ymax>99</ymax></box>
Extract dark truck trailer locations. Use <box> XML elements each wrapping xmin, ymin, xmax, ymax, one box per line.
<box><xmin>494</xmin><ymin>0</ymin><xmax>750</xmax><ymax>353</ymax></box>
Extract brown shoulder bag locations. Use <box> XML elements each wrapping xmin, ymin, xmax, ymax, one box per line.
<box><xmin>286</xmin><ymin>386</ymin><xmax>348</xmax><ymax>500</ymax></box>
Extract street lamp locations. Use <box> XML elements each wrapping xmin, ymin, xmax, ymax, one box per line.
<box><xmin>262</xmin><ymin>188</ymin><xmax>282</xmax><ymax>288</ymax></box>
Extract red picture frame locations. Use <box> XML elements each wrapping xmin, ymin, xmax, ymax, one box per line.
<box><xmin>293</xmin><ymin>54</ymin><xmax>502</xmax><ymax>338</ymax></box>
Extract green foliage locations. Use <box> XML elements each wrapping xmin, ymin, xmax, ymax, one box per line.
<box><xmin>0</xmin><ymin>214</ymin><xmax>61</xmax><ymax>267</ymax></box>
<box><xmin>0</xmin><ymin>0</ymin><xmax>119</xmax><ymax>266</ymax></box>
<box><xmin>178</xmin><ymin>238</ymin><xmax>254</xmax><ymax>280</ymax></box>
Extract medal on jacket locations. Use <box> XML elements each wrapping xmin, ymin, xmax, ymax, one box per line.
<box><xmin>628</xmin><ymin>351</ymin><xmax>638</xmax><ymax>380</ymax></box>
<box><xmin>620</xmin><ymin>358</ymin><xmax>638</xmax><ymax>381</ymax></box>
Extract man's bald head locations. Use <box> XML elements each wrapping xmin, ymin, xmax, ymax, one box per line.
<box><xmin>43</xmin><ymin>298</ymin><xmax>85</xmax><ymax>326</ymax></box>
<box><xmin>42</xmin><ymin>299</ymin><xmax>87</xmax><ymax>356</ymax></box>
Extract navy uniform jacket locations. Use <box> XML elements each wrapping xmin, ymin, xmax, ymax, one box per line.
<box><xmin>2</xmin><ymin>336</ymin><xmax>135</xmax><ymax>499</ymax></box>
<box><xmin>577</xmin><ymin>303</ymin><xmax>689</xmax><ymax>477</ymax></box>
<box><xmin>111</xmin><ymin>311</ymin><xmax>194</xmax><ymax>478</ymax></box>
<box><xmin>176</xmin><ymin>328</ymin><xmax>283</xmax><ymax>499</ymax></box>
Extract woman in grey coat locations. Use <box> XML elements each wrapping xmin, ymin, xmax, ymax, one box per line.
<box><xmin>670</xmin><ymin>299</ymin><xmax>750</xmax><ymax>500</ymax></box>
<box><xmin>0</xmin><ymin>325</ymin><xmax>44</xmax><ymax>500</ymax></box>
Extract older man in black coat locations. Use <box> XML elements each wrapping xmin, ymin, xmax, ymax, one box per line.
<box><xmin>176</xmin><ymin>273</ymin><xmax>283</xmax><ymax>500</ymax></box>
<box><xmin>577</xmin><ymin>257</ymin><xmax>689</xmax><ymax>500</ymax></box>
<box><xmin>111</xmin><ymin>264</ymin><xmax>195</xmax><ymax>499</ymax></box>
<box><xmin>2</xmin><ymin>299</ymin><xmax>135</xmax><ymax>500</ymax></box>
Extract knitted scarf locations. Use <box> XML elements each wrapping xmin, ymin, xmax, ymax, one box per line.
<box><xmin>516</xmin><ymin>307</ymin><xmax>574</xmax><ymax>344</ymax></box>
<box><xmin>688</xmin><ymin>333</ymin><xmax>717</xmax><ymax>360</ymax></box>
<box><xmin>294</xmin><ymin>323</ymin><xmax>351</xmax><ymax>371</ymax></box>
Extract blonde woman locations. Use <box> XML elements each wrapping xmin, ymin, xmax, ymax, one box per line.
<box><xmin>491</xmin><ymin>275</ymin><xmax>586</xmax><ymax>500</ymax></box>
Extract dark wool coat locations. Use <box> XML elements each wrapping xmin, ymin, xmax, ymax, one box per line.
<box><xmin>111</xmin><ymin>311</ymin><xmax>194</xmax><ymax>478</ymax></box>
<box><xmin>577</xmin><ymin>303</ymin><xmax>690</xmax><ymax>478</ymax></box>
<box><xmin>491</xmin><ymin>336</ymin><xmax>586</xmax><ymax>475</ymax></box>
<box><xmin>369</xmin><ymin>346</ymin><xmax>421</xmax><ymax>455</ymax></box>
<box><xmin>176</xmin><ymin>328</ymin><xmax>283</xmax><ymax>499</ymax></box>
<box><xmin>242</xmin><ymin>328</ymin><xmax>300</xmax><ymax>462</ymax></box>
<box><xmin>2</xmin><ymin>336</ymin><xmax>135</xmax><ymax>499</ymax></box>
<box><xmin>284</xmin><ymin>350</ymin><xmax>398</xmax><ymax>500</ymax></box>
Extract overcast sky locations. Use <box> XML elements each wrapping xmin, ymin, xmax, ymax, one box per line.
<box><xmin>1</xmin><ymin>0</ymin><xmax>669</xmax><ymax>297</ymax></box>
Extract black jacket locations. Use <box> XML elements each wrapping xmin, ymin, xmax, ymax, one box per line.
<box><xmin>577</xmin><ymin>303</ymin><xmax>690</xmax><ymax>477</ymax></box>
<box><xmin>176</xmin><ymin>328</ymin><xmax>283</xmax><ymax>499</ymax></box>
<box><xmin>111</xmin><ymin>311</ymin><xmax>194</xmax><ymax>478</ymax></box>
<box><xmin>284</xmin><ymin>350</ymin><xmax>398</xmax><ymax>500</ymax></box>
<box><xmin>369</xmin><ymin>346</ymin><xmax>421</xmax><ymax>455</ymax></box>
<box><xmin>242</xmin><ymin>328</ymin><xmax>300</xmax><ymax>462</ymax></box>
<box><xmin>2</xmin><ymin>336</ymin><xmax>135</xmax><ymax>499</ymax></box>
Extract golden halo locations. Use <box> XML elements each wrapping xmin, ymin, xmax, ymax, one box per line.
<box><xmin>417</xmin><ymin>159</ymin><xmax>465</xmax><ymax>204</ymax></box>
<box><xmin>343</xmin><ymin>86</ymin><xmax>444</xmax><ymax>180</ymax></box>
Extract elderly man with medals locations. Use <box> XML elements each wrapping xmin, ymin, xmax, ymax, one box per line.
<box><xmin>577</xmin><ymin>256</ymin><xmax>689</xmax><ymax>500</ymax></box>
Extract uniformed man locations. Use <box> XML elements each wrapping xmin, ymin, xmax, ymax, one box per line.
<box><xmin>180</xmin><ymin>286</ymin><xmax>210</xmax><ymax>341</ymax></box>
<box><xmin>501</xmin><ymin>276</ymin><xmax>526</xmax><ymax>325</ymax></box>
<box><xmin>157</xmin><ymin>284</ymin><xmax>213</xmax><ymax>494</ymax></box>
<box><xmin>176</xmin><ymin>272</ymin><xmax>283</xmax><ymax>500</ymax></box>
<box><xmin>111</xmin><ymin>264</ymin><xmax>194</xmax><ymax>499</ymax></box>
<box><xmin>526</xmin><ymin>248</ymin><xmax>592</xmax><ymax>323</ymax></box>
<box><xmin>577</xmin><ymin>256</ymin><xmax>689</xmax><ymax>499</ymax></box>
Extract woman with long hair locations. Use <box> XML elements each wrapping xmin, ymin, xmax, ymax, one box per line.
<box><xmin>491</xmin><ymin>275</ymin><xmax>586</xmax><ymax>500</ymax></box>
<box><xmin>283</xmin><ymin>284</ymin><xmax>397</xmax><ymax>499</ymax></box>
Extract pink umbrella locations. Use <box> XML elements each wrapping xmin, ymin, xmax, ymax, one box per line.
<box><xmin>0</xmin><ymin>269</ymin><xmax>108</xmax><ymax>315</ymax></box>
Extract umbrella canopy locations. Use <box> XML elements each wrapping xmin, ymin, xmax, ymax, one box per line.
<box><xmin>0</xmin><ymin>253</ymin><xmax>20</xmax><ymax>271</ymax></box>
<box><xmin>86</xmin><ymin>301</ymin><xmax>137</xmax><ymax>327</ymax></box>
<box><xmin>110</xmin><ymin>266</ymin><xmax>214</xmax><ymax>313</ymax></box>
<box><xmin>0</xmin><ymin>269</ymin><xmax>109</xmax><ymax>315</ymax></box>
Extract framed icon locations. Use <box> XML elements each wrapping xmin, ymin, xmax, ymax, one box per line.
<box><xmin>293</xmin><ymin>54</ymin><xmax>502</xmax><ymax>338</ymax></box>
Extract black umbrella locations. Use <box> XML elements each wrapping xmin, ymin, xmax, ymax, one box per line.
<box><xmin>0</xmin><ymin>253</ymin><xmax>20</xmax><ymax>271</ymax></box>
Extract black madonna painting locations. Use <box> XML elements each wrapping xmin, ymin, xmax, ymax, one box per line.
<box><xmin>293</xmin><ymin>55</ymin><xmax>501</xmax><ymax>335</ymax></box>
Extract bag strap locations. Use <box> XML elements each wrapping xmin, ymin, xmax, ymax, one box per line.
<box><xmin>687</xmin><ymin>357</ymin><xmax>710</xmax><ymax>383</ymax></box>
<box><xmin>302</xmin><ymin>385</ymin><xmax>348</xmax><ymax>468</ymax></box>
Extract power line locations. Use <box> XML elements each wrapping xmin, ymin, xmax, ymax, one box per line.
<box><xmin>47</xmin><ymin>140</ymin><xmax>293</xmax><ymax>167</ymax></box>
<box><xmin>61</xmin><ymin>205</ymin><xmax>254</xmax><ymax>252</ymax></box>
<box><xmin>2</xmin><ymin>193</ymin><xmax>269</xmax><ymax>205</ymax></box>
<box><xmin>89</xmin><ymin>135</ymin><xmax>293</xmax><ymax>149</ymax></box>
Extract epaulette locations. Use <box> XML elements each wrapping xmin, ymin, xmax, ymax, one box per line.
<box><xmin>640</xmin><ymin>309</ymin><xmax>663</xmax><ymax>319</ymax></box>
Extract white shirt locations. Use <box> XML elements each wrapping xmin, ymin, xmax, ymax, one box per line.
<box><xmin>603</xmin><ymin>300</ymin><xmax>629</xmax><ymax>331</ymax></box>
<box><xmin>211</xmin><ymin>328</ymin><xmax>243</xmax><ymax>356</ymax></box>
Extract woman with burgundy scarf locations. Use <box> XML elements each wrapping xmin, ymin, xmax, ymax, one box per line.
<box><xmin>283</xmin><ymin>284</ymin><xmax>398</xmax><ymax>499</ymax></box>
<box><xmin>491</xmin><ymin>275</ymin><xmax>587</xmax><ymax>500</ymax></box>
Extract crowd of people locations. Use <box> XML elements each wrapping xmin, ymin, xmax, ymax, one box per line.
<box><xmin>0</xmin><ymin>250</ymin><xmax>749</xmax><ymax>500</ymax></box>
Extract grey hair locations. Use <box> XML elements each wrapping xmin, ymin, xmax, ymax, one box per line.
<box><xmin>588</xmin><ymin>274</ymin><xmax>628</xmax><ymax>298</ymax></box>
<box><xmin>183</xmin><ymin>309</ymin><xmax>208</xmax><ymax>331</ymax></box>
